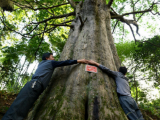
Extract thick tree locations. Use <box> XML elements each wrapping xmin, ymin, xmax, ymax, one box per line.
<box><xmin>0</xmin><ymin>0</ymin><xmax>159</xmax><ymax>119</ymax></box>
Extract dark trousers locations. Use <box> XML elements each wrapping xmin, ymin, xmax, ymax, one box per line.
<box><xmin>119</xmin><ymin>95</ymin><xmax>144</xmax><ymax>120</ymax></box>
<box><xmin>2</xmin><ymin>79</ymin><xmax>43</xmax><ymax>120</ymax></box>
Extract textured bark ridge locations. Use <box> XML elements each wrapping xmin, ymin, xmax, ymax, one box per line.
<box><xmin>27</xmin><ymin>0</ymin><xmax>127</xmax><ymax>120</ymax></box>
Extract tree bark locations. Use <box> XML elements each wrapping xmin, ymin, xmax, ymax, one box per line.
<box><xmin>26</xmin><ymin>0</ymin><xmax>127</xmax><ymax>119</ymax></box>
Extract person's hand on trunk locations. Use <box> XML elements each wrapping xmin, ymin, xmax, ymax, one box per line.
<box><xmin>77</xmin><ymin>59</ymin><xmax>89</xmax><ymax>64</ymax></box>
<box><xmin>87</xmin><ymin>60</ymin><xmax>100</xmax><ymax>66</ymax></box>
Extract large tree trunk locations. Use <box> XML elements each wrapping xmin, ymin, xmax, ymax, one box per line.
<box><xmin>27</xmin><ymin>0</ymin><xmax>128</xmax><ymax>119</ymax></box>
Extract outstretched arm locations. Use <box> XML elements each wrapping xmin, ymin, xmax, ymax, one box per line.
<box><xmin>52</xmin><ymin>59</ymin><xmax>88</xmax><ymax>68</ymax></box>
<box><xmin>87</xmin><ymin>60</ymin><xmax>117</xmax><ymax>78</ymax></box>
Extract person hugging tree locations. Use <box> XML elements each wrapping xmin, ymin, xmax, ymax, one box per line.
<box><xmin>2</xmin><ymin>53</ymin><xmax>88</xmax><ymax>120</ymax></box>
<box><xmin>87</xmin><ymin>60</ymin><xmax>144</xmax><ymax>120</ymax></box>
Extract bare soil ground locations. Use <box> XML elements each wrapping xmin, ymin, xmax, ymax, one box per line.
<box><xmin>0</xmin><ymin>90</ymin><xmax>17</xmax><ymax>119</ymax></box>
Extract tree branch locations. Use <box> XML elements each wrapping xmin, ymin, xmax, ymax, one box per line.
<box><xmin>122</xmin><ymin>24</ymin><xmax>125</xmax><ymax>40</ymax></box>
<box><xmin>111</xmin><ymin>0</ymin><xmax>159</xmax><ymax>19</ymax></box>
<box><xmin>126</xmin><ymin>22</ymin><xmax>137</xmax><ymax>41</ymax></box>
<box><xmin>150</xmin><ymin>11</ymin><xmax>160</xmax><ymax>15</ymax></box>
<box><xmin>10</xmin><ymin>0</ymin><xmax>30</xmax><ymax>8</ymax></box>
<box><xmin>112</xmin><ymin>20</ymin><xmax>119</xmax><ymax>34</ymax></box>
<box><xmin>23</xmin><ymin>0</ymin><xmax>34</xmax><ymax>9</ymax></box>
<box><xmin>110</xmin><ymin>7</ymin><xmax>118</xmax><ymax>15</ymax></box>
<box><xmin>34</xmin><ymin>1</ymin><xmax>55</xmax><ymax>15</ymax></box>
<box><xmin>78</xmin><ymin>15</ymin><xmax>84</xmax><ymax>26</ymax></box>
<box><xmin>48</xmin><ymin>24</ymin><xmax>73</xmax><ymax>27</ymax></box>
<box><xmin>31</xmin><ymin>3</ymin><xmax>69</xmax><ymax>11</ymax></box>
<box><xmin>48</xmin><ymin>20</ymin><xmax>73</xmax><ymax>26</ymax></box>
<box><xmin>111</xmin><ymin>11</ymin><xmax>140</xmax><ymax>36</ymax></box>
<box><xmin>35</xmin><ymin>23</ymin><xmax>48</xmax><ymax>59</ymax></box>
<box><xmin>0</xmin><ymin>10</ymin><xmax>30</xmax><ymax>38</ymax></box>
<box><xmin>111</xmin><ymin>9</ymin><xmax>152</xmax><ymax>19</ymax></box>
<box><xmin>137</xmin><ymin>12</ymin><xmax>145</xmax><ymax>22</ymax></box>
<box><xmin>134</xmin><ymin>0</ymin><xmax>139</xmax><ymax>5</ymax></box>
<box><xmin>108</xmin><ymin>0</ymin><xmax>114</xmax><ymax>8</ymax></box>
<box><xmin>32</xmin><ymin>12</ymin><xmax>75</xmax><ymax>24</ymax></box>
<box><xmin>136</xmin><ymin>40</ymin><xmax>160</xmax><ymax>47</ymax></box>
<box><xmin>11</xmin><ymin>0</ymin><xmax>69</xmax><ymax>16</ymax></box>
<box><xmin>10</xmin><ymin>0</ymin><xmax>69</xmax><ymax>14</ymax></box>
<box><xmin>48</xmin><ymin>23</ymin><xmax>74</xmax><ymax>28</ymax></box>
<box><xmin>110</xmin><ymin>1</ymin><xmax>160</xmax><ymax>38</ymax></box>
<box><xmin>131</xmin><ymin>0</ymin><xmax>136</xmax><ymax>21</ymax></box>
<box><xmin>67</xmin><ymin>0</ymin><xmax>76</xmax><ymax>8</ymax></box>
<box><xmin>121</xmin><ymin>9</ymin><xmax>151</xmax><ymax>17</ymax></box>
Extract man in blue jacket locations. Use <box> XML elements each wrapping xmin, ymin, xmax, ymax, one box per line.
<box><xmin>2</xmin><ymin>53</ymin><xmax>88</xmax><ymax>120</ymax></box>
<box><xmin>87</xmin><ymin>60</ymin><xmax>144</xmax><ymax>120</ymax></box>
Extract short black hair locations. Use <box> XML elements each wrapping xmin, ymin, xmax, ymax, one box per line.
<box><xmin>42</xmin><ymin>53</ymin><xmax>53</xmax><ymax>60</ymax></box>
<box><xmin>119</xmin><ymin>66</ymin><xmax>127</xmax><ymax>75</ymax></box>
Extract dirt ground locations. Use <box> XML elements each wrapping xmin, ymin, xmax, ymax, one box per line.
<box><xmin>0</xmin><ymin>90</ymin><xmax>17</xmax><ymax>119</ymax></box>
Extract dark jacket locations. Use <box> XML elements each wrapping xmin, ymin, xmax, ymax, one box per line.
<box><xmin>32</xmin><ymin>60</ymin><xmax>77</xmax><ymax>89</ymax></box>
<box><xmin>99</xmin><ymin>65</ymin><xmax>131</xmax><ymax>96</ymax></box>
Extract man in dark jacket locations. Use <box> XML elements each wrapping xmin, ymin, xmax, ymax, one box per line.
<box><xmin>2</xmin><ymin>53</ymin><xmax>88</xmax><ymax>120</ymax></box>
<box><xmin>87</xmin><ymin>60</ymin><xmax>144</xmax><ymax>120</ymax></box>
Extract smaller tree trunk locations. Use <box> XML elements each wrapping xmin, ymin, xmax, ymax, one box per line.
<box><xmin>0</xmin><ymin>0</ymin><xmax>14</xmax><ymax>11</ymax></box>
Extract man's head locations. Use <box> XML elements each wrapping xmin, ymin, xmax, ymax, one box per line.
<box><xmin>42</xmin><ymin>53</ymin><xmax>54</xmax><ymax>60</ymax></box>
<box><xmin>119</xmin><ymin>66</ymin><xmax>127</xmax><ymax>75</ymax></box>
